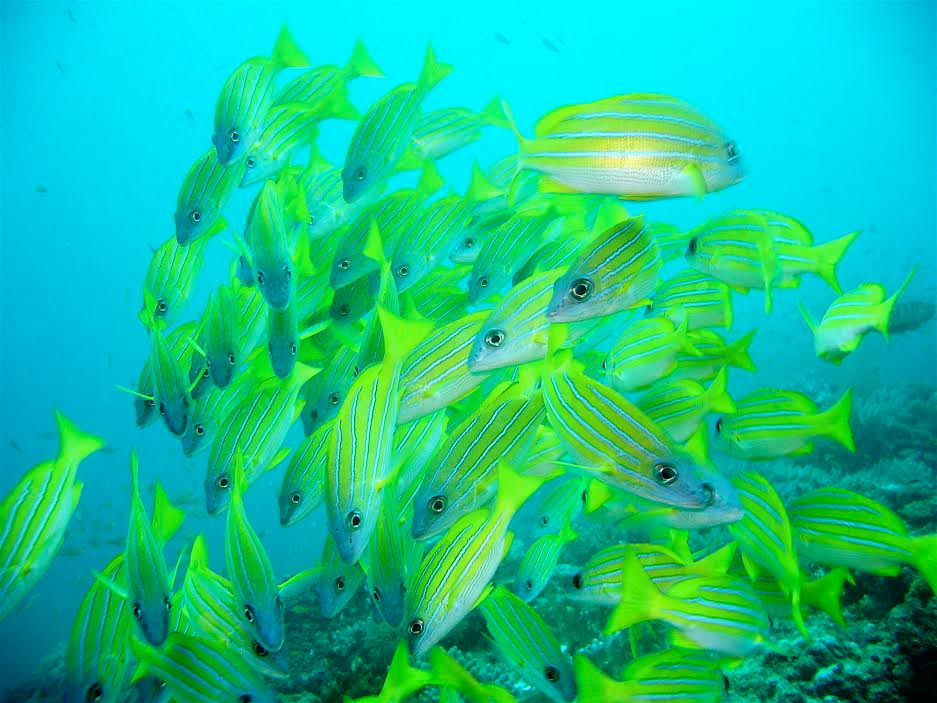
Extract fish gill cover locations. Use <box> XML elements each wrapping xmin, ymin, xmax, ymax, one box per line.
<box><xmin>0</xmin><ymin>2</ymin><xmax>936</xmax><ymax>703</ymax></box>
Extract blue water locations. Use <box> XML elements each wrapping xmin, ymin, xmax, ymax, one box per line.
<box><xmin>0</xmin><ymin>0</ymin><xmax>934</xmax><ymax>694</ymax></box>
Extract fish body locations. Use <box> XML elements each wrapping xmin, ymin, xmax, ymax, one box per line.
<box><xmin>671</xmin><ymin>329</ymin><xmax>756</xmax><ymax>382</ymax></box>
<box><xmin>279</xmin><ymin>422</ymin><xmax>332</xmax><ymax>526</ymax></box>
<box><xmin>199</xmin><ymin>283</ymin><xmax>240</xmax><ymax>388</ymax></box>
<box><xmin>603</xmin><ymin>317</ymin><xmax>699</xmax><ymax>392</ymax></box>
<box><xmin>636</xmin><ymin>367</ymin><xmax>735</xmax><ymax>443</ymax></box>
<box><xmin>411</xmin><ymin>97</ymin><xmax>509</xmax><ymax>160</ymax></box>
<box><xmin>317</xmin><ymin>535</ymin><xmax>366</xmax><ymax>617</ymax></box>
<box><xmin>649</xmin><ymin>270</ymin><xmax>733</xmax><ymax>331</ymax></box>
<box><xmin>266</xmin><ymin>273</ymin><xmax>328</xmax><ymax>378</ymax></box>
<box><xmin>240</xmin><ymin>103</ymin><xmax>323</xmax><ymax>186</ymax></box>
<box><xmin>245</xmin><ymin>180</ymin><xmax>298</xmax><ymax>310</ymax></box>
<box><xmin>140</xmin><ymin>236</ymin><xmax>207</xmax><ymax>327</ymax></box>
<box><xmin>300</xmin><ymin>344</ymin><xmax>358</xmax><ymax>434</ymax></box>
<box><xmin>512</xmin><ymin>519</ymin><xmax>577</xmax><ymax>602</ymax></box>
<box><xmin>182</xmin><ymin>368</ymin><xmax>251</xmax><ymax>457</ymax></box>
<box><xmin>174</xmin><ymin>148</ymin><xmax>240</xmax><ymax>245</ymax></box>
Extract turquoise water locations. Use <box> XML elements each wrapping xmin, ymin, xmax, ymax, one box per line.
<box><xmin>0</xmin><ymin>0</ymin><xmax>935</xmax><ymax>699</ymax></box>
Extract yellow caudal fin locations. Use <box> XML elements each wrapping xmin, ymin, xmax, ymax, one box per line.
<box><xmin>151</xmin><ymin>481</ymin><xmax>185</xmax><ymax>546</ymax></box>
<box><xmin>681</xmin><ymin>424</ymin><xmax>710</xmax><ymax>467</ymax></box>
<box><xmin>693</xmin><ymin>541</ymin><xmax>738</xmax><ymax>576</ymax></box>
<box><xmin>54</xmin><ymin>411</ymin><xmax>104</xmax><ymax>467</ymax></box>
<box><xmin>910</xmin><ymin>534</ymin><xmax>937</xmax><ymax>594</ymax></box>
<box><xmin>278</xmin><ymin>566</ymin><xmax>324</xmax><ymax>604</ymax></box>
<box><xmin>673</xmin><ymin>316</ymin><xmax>703</xmax><ymax>357</ymax></box>
<box><xmin>818</xmin><ymin>388</ymin><xmax>854</xmax><ymax>452</ymax></box>
<box><xmin>188</xmin><ymin>533</ymin><xmax>209</xmax><ymax>572</ymax></box>
<box><xmin>878</xmin><ymin>267</ymin><xmax>917</xmax><ymax>340</ymax></box>
<box><xmin>803</xmin><ymin>567</ymin><xmax>851</xmax><ymax>627</ymax></box>
<box><xmin>479</xmin><ymin>96</ymin><xmax>510</xmax><ymax>129</ymax></box>
<box><xmin>493</xmin><ymin>461</ymin><xmax>545</xmax><ymax>521</ymax></box>
<box><xmin>704</xmin><ymin>366</ymin><xmax>736</xmax><ymax>414</ymax></box>
<box><xmin>271</xmin><ymin>25</ymin><xmax>309</xmax><ymax>68</ymax></box>
<box><xmin>728</xmin><ymin>330</ymin><xmax>758</xmax><ymax>371</ymax></box>
<box><xmin>465</xmin><ymin>161</ymin><xmax>503</xmax><ymax>202</ymax></box>
<box><xmin>377</xmin><ymin>306</ymin><xmax>433</xmax><ymax>365</ymax></box>
<box><xmin>346</xmin><ymin>38</ymin><xmax>383</xmax><ymax>78</ymax></box>
<box><xmin>417</xmin><ymin>44</ymin><xmax>452</xmax><ymax>93</ymax></box>
<box><xmin>584</xmin><ymin>478</ymin><xmax>614</xmax><ymax>514</ymax></box>
<box><xmin>605</xmin><ymin>552</ymin><xmax>665</xmax><ymax>635</ymax></box>
<box><xmin>790</xmin><ymin>587</ymin><xmax>810</xmax><ymax>639</ymax></box>
<box><xmin>812</xmin><ymin>231</ymin><xmax>860</xmax><ymax>294</ymax></box>
<box><xmin>574</xmin><ymin>654</ymin><xmax>632</xmax><ymax>703</ymax></box>
<box><xmin>415</xmin><ymin>158</ymin><xmax>445</xmax><ymax>196</ymax></box>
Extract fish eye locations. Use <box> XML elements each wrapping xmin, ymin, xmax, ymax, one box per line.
<box><xmin>189</xmin><ymin>209</ymin><xmax>201</xmax><ymax>224</ymax></box>
<box><xmin>246</xmin><ymin>157</ymin><xmax>256</xmax><ymax>169</ymax></box>
<box><xmin>335</xmin><ymin>576</ymin><xmax>346</xmax><ymax>591</ymax></box>
<box><xmin>195</xmin><ymin>424</ymin><xmax>204</xmax><ymax>436</ymax></box>
<box><xmin>464</xmin><ymin>237</ymin><xmax>475</xmax><ymax>248</ymax></box>
<box><xmin>687</xmin><ymin>237</ymin><xmax>698</xmax><ymax>256</ymax></box>
<box><xmin>525</xmin><ymin>579</ymin><xmax>533</xmax><ymax>591</ymax></box>
<box><xmin>397</xmin><ymin>264</ymin><xmax>409</xmax><ymax>277</ymax></box>
<box><xmin>373</xmin><ymin>587</ymin><xmax>382</xmax><ymax>602</ymax></box>
<box><xmin>581</xmin><ymin>490</ymin><xmax>588</xmax><ymax>503</ymax></box>
<box><xmin>244</xmin><ymin>604</ymin><xmax>255</xmax><ymax>622</ymax></box>
<box><xmin>478</xmin><ymin>275</ymin><xmax>490</xmax><ymax>288</ymax></box>
<box><xmin>725</xmin><ymin>141</ymin><xmax>739</xmax><ymax>161</ymax></box>
<box><xmin>569</xmin><ymin>278</ymin><xmax>594</xmax><ymax>302</ymax></box>
<box><xmin>309</xmin><ymin>214</ymin><xmax>316</xmax><ymax>225</ymax></box>
<box><xmin>484</xmin><ymin>329</ymin><xmax>505</xmax><ymax>348</ymax></box>
<box><xmin>601</xmin><ymin>359</ymin><xmax>607</xmax><ymax>371</ymax></box>
<box><xmin>228</xmin><ymin>352</ymin><xmax>235</xmax><ymax>365</ymax></box>
<box><xmin>132</xmin><ymin>602</ymin><xmax>143</xmax><ymax>620</ymax></box>
<box><xmin>86</xmin><ymin>682</ymin><xmax>103</xmax><ymax>702</ymax></box>
<box><xmin>572</xmin><ymin>574</ymin><xmax>583</xmax><ymax>590</ymax></box>
<box><xmin>355</xmin><ymin>167</ymin><xmax>366</xmax><ymax>181</ymax></box>
<box><xmin>202</xmin><ymin>366</ymin><xmax>210</xmax><ymax>377</ymax></box>
<box><xmin>285</xmin><ymin>265</ymin><xmax>292</xmax><ymax>280</ymax></box>
<box><xmin>216</xmin><ymin>474</ymin><xmax>230</xmax><ymax>490</ymax></box>
<box><xmin>239</xmin><ymin>696</ymin><xmax>253</xmax><ymax>703</ymax></box>
<box><xmin>653</xmin><ymin>462</ymin><xmax>679</xmax><ymax>486</ymax></box>
<box><xmin>252</xmin><ymin>640</ymin><xmax>268</xmax><ymax>657</ymax></box>
<box><xmin>408</xmin><ymin>618</ymin><xmax>424</xmax><ymax>636</ymax></box>
<box><xmin>257</xmin><ymin>271</ymin><xmax>265</xmax><ymax>286</ymax></box>
<box><xmin>428</xmin><ymin>495</ymin><xmax>447</xmax><ymax>514</ymax></box>
<box><xmin>156</xmin><ymin>298</ymin><xmax>168</xmax><ymax>314</ymax></box>
<box><xmin>328</xmin><ymin>392</ymin><xmax>340</xmax><ymax>405</ymax></box>
<box><xmin>346</xmin><ymin>510</ymin><xmax>363</xmax><ymax>529</ymax></box>
<box><xmin>539</xmin><ymin>516</ymin><xmax>549</xmax><ymax>526</ymax></box>
<box><xmin>715</xmin><ymin>418</ymin><xmax>723</xmax><ymax>433</ymax></box>
<box><xmin>228</xmin><ymin>128</ymin><xmax>240</xmax><ymax>143</ymax></box>
<box><xmin>338</xmin><ymin>258</ymin><xmax>351</xmax><ymax>271</ymax></box>
<box><xmin>290</xmin><ymin>342</ymin><xmax>297</xmax><ymax>355</ymax></box>
<box><xmin>158</xmin><ymin>402</ymin><xmax>166</xmax><ymax>415</ymax></box>
<box><xmin>701</xmin><ymin>482</ymin><xmax>715</xmax><ymax>506</ymax></box>
<box><xmin>338</xmin><ymin>304</ymin><xmax>350</xmax><ymax>317</ymax></box>
<box><xmin>276</xmin><ymin>594</ymin><xmax>283</xmax><ymax>610</ymax></box>
<box><xmin>164</xmin><ymin>596</ymin><xmax>171</xmax><ymax>611</ymax></box>
<box><xmin>145</xmin><ymin>398</ymin><xmax>155</xmax><ymax>408</ymax></box>
<box><xmin>290</xmin><ymin>492</ymin><xmax>301</xmax><ymax>505</ymax></box>
<box><xmin>353</xmin><ymin>365</ymin><xmax>360</xmax><ymax>377</ymax></box>
<box><xmin>544</xmin><ymin>665</ymin><xmax>560</xmax><ymax>683</ymax></box>
<box><xmin>309</xmin><ymin>409</ymin><xmax>318</xmax><ymax>421</ymax></box>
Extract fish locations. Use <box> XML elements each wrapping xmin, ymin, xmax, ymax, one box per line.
<box><xmin>363</xmin><ymin>483</ymin><xmax>423</xmax><ymax>627</ymax></box>
<box><xmin>636</xmin><ymin>366</ymin><xmax>736</xmax><ymax>443</ymax></box>
<box><xmin>266</xmin><ymin>273</ymin><xmax>329</xmax><ymax>378</ymax></box>
<box><xmin>512</xmin><ymin>518</ymin><xmax>577</xmax><ymax>602</ymax></box>
<box><xmin>133</xmin><ymin>323</ymin><xmax>198</xmax><ymax>430</ymax></box>
<box><xmin>181</xmin><ymin>370</ymin><xmax>251</xmax><ymax>457</ymax></box>
<box><xmin>520</xmin><ymin>475</ymin><xmax>587</xmax><ymax>539</ymax></box>
<box><xmin>181</xmin><ymin>536</ymin><xmax>289</xmax><ymax>678</ymax></box>
<box><xmin>122</xmin><ymin>453</ymin><xmax>183</xmax><ymax>646</ymax></box>
<box><xmin>236</xmin><ymin>285</ymin><xmax>268</xmax><ymax>357</ymax></box>
<box><xmin>648</xmin><ymin>269</ymin><xmax>734</xmax><ymax>331</ymax></box>
<box><xmin>671</xmin><ymin>329</ymin><xmax>756</xmax><ymax>382</ymax></box>
<box><xmin>205</xmin><ymin>364</ymin><xmax>316</xmax><ymax>514</ymax></box>
<box><xmin>394</xmin><ymin>410</ymin><xmax>450</xmax><ymax>514</ymax></box>
<box><xmin>542</xmin><ymin>344</ymin><xmax>728</xmax><ymax>512</ymax></box>
<box><xmin>278</xmin><ymin>422</ymin><xmax>332</xmax><ymax>526</ymax></box>
<box><xmin>410</xmin><ymin>97</ymin><xmax>509</xmax><ymax>161</ymax></box>
<box><xmin>744</xmin><ymin>566</ymin><xmax>852</xmax><ymax>628</ymax></box>
<box><xmin>327</xmin><ymin>306</ymin><xmax>431</xmax><ymax>562</ymax></box>
<box><xmin>479</xmin><ymin>586</ymin><xmax>577</xmax><ymax>703</ymax></box>
<box><xmin>173</xmin><ymin>148</ymin><xmax>240</xmax><ymax>245</ymax></box>
<box><xmin>225</xmin><ymin>455</ymin><xmax>285</xmax><ymax>652</ymax></box>
<box><xmin>606</xmin><ymin>552</ymin><xmax>770</xmax><ymax>656</ymax></box>
<box><xmin>245</xmin><ymin>179</ymin><xmax>302</xmax><ymax>310</ymax></box>
<box><xmin>520</xmin><ymin>426</ymin><xmax>568</xmax><ymax>480</ymax></box>
<box><xmin>468</xmin><ymin>209</ymin><xmax>560</xmax><ymax>303</ymax></box>
<box><xmin>603</xmin><ymin>316</ymin><xmax>700</xmax><ymax>392</ymax></box>
<box><xmin>275</xmin><ymin>38</ymin><xmax>381</xmax><ymax>109</ymax></box>
<box><xmin>300</xmin><ymin>343</ymin><xmax>358</xmax><ymax>435</ymax></box>
<box><xmin>342</xmin><ymin>45</ymin><xmax>451</xmax><ymax>202</ymax></box>
<box><xmin>411</xmin><ymin>387</ymin><xmax>544</xmax><ymax>540</ymax></box>
<box><xmin>715</xmin><ymin>388</ymin><xmax>854</xmax><ymax>459</ymax></box>
<box><xmin>575</xmin><ymin>648</ymin><xmax>733</xmax><ymax>703</ymax></box>
<box><xmin>728</xmin><ymin>472</ymin><xmax>808</xmax><ymax>637</ymax></box>
<box><xmin>801</xmin><ymin>269</ymin><xmax>915</xmax><ymax>363</ymax></box>
<box><xmin>147</xmin><ymin>327</ymin><xmax>195</xmax><ymax>436</ymax></box>
<box><xmin>0</xmin><ymin>414</ymin><xmax>103</xmax><ymax>622</ymax></box>
<box><xmin>239</xmin><ymin>103</ymin><xmax>324</xmax><ymax>186</ymax></box>
<box><xmin>139</xmin><ymin>236</ymin><xmax>207</xmax><ymax>327</ymax></box>
<box><xmin>789</xmin><ymin>487</ymin><xmax>937</xmax><ymax>592</ymax></box>
<box><xmin>648</xmin><ymin>220</ymin><xmax>690</xmax><ymax>262</ymax></box>
<box><xmin>888</xmin><ymin>297</ymin><xmax>937</xmax><ymax>334</ymax></box>
<box><xmin>507</xmin><ymin>93</ymin><xmax>744</xmax><ymax>199</ymax></box>
<box><xmin>64</xmin><ymin>555</ymin><xmax>133</xmax><ymax>703</ymax></box>
<box><xmin>685</xmin><ymin>210</ymin><xmax>779</xmax><ymax>312</ymax></box>
<box><xmin>130</xmin><ymin>632</ymin><xmax>277</xmax><ymax>703</ymax></box>
<box><xmin>547</xmin><ymin>215</ymin><xmax>661</xmax><ymax>322</ymax></box>
<box><xmin>398</xmin><ymin>311</ymin><xmax>492</xmax><ymax>423</ymax></box>
<box><xmin>405</xmin><ymin>464</ymin><xmax>543</xmax><ymax>656</ymax></box>
<box><xmin>345</xmin><ymin>641</ymin><xmax>434</xmax><ymax>703</ymax></box>
<box><xmin>317</xmin><ymin>534</ymin><xmax>365</xmax><ymax>618</ymax></box>
<box><xmin>197</xmin><ymin>283</ymin><xmax>240</xmax><ymax>388</ymax></box>
<box><xmin>212</xmin><ymin>26</ymin><xmax>308</xmax><ymax>164</ymax></box>
<box><xmin>428</xmin><ymin>647</ymin><xmax>518</xmax><ymax>703</ymax></box>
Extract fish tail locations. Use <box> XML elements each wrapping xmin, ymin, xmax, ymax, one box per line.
<box><xmin>818</xmin><ymin>388</ymin><xmax>854</xmax><ymax>452</ymax></box>
<box><xmin>376</xmin><ymin>306</ymin><xmax>433</xmax><ymax>364</ymax></box>
<box><xmin>681</xmin><ymin>424</ymin><xmax>710</xmax><ymax>467</ymax></box>
<box><xmin>584</xmin><ymin>478</ymin><xmax>613</xmax><ymax>514</ymax></box>
<box><xmin>494</xmin><ymin>461</ymin><xmax>545</xmax><ymax>520</ymax></box>
<box><xmin>415</xmin><ymin>159</ymin><xmax>445</xmax><ymax>196</ymax></box>
<box><xmin>346</xmin><ymin>38</ymin><xmax>383</xmax><ymax>78</ymax></box>
<box><xmin>465</xmin><ymin>160</ymin><xmax>504</xmax><ymax>202</ymax></box>
<box><xmin>558</xmin><ymin>516</ymin><xmax>578</xmax><ymax>545</ymax></box>
<box><xmin>573</xmin><ymin>654</ymin><xmax>631</xmax><ymax>703</ymax></box>
<box><xmin>151</xmin><ymin>481</ymin><xmax>185</xmax><ymax>545</ymax></box>
<box><xmin>479</xmin><ymin>96</ymin><xmax>510</xmax><ymax>128</ymax></box>
<box><xmin>804</xmin><ymin>567</ymin><xmax>850</xmax><ymax>627</ymax></box>
<box><xmin>728</xmin><ymin>330</ymin><xmax>757</xmax><ymax>371</ymax></box>
<box><xmin>417</xmin><ymin>44</ymin><xmax>452</xmax><ymax>93</ymax></box>
<box><xmin>812</xmin><ymin>231</ymin><xmax>860</xmax><ymax>294</ymax></box>
<box><xmin>605</xmin><ymin>552</ymin><xmax>663</xmax><ymax>635</ymax></box>
<box><xmin>694</xmin><ymin>541</ymin><xmax>738</xmax><ymax>575</ymax></box>
<box><xmin>271</xmin><ymin>25</ymin><xmax>309</xmax><ymax>68</ymax></box>
<box><xmin>128</xmin><ymin>637</ymin><xmax>152</xmax><ymax>684</ymax></box>
<box><xmin>910</xmin><ymin>534</ymin><xmax>937</xmax><ymax>594</ymax></box>
<box><xmin>54</xmin><ymin>411</ymin><xmax>104</xmax><ymax>467</ymax></box>
<box><xmin>386</xmin><ymin>640</ymin><xmax>433</xmax><ymax>691</ymax></box>
<box><xmin>189</xmin><ymin>533</ymin><xmax>209</xmax><ymax>571</ymax></box>
<box><xmin>705</xmin><ymin>366</ymin><xmax>736</xmax><ymax>414</ymax></box>
<box><xmin>791</xmin><ymin>587</ymin><xmax>811</xmax><ymax>639</ymax></box>
<box><xmin>878</xmin><ymin>266</ymin><xmax>917</xmax><ymax>340</ymax></box>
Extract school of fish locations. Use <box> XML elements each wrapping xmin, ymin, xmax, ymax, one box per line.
<box><xmin>3</xmin><ymin>28</ymin><xmax>935</xmax><ymax>703</ymax></box>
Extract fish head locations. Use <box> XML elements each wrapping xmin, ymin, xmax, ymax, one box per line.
<box><xmin>341</xmin><ymin>158</ymin><xmax>372</xmax><ymax>203</ymax></box>
<box><xmin>267</xmin><ymin>333</ymin><xmax>298</xmax><ymax>379</ymax></box>
<box><xmin>663</xmin><ymin>468</ymin><xmax>743</xmax><ymax>528</ymax></box>
<box><xmin>713</xmin><ymin>416</ymin><xmax>746</xmax><ymax>457</ymax></box>
<box><xmin>468</xmin><ymin>268</ymin><xmax>501</xmax><ymax>303</ymax></box>
<box><xmin>371</xmin><ymin>580</ymin><xmax>406</xmax><ymax>629</ymax></box>
<box><xmin>130</xmin><ymin>586</ymin><xmax>171</xmax><ymax>647</ymax></box>
<box><xmin>278</xmin><ymin>480</ymin><xmax>307</xmax><ymax>527</ymax></box>
<box><xmin>240</xmin><ymin>593</ymin><xmax>286</xmax><ymax>654</ymax></box>
<box><xmin>307</xmin><ymin>200</ymin><xmax>340</xmax><ymax>241</ymax></box>
<box><xmin>65</xmin><ymin>678</ymin><xmax>120</xmax><ymax>703</ymax></box>
<box><xmin>411</xmin><ymin>488</ymin><xmax>461</xmax><ymax>540</ymax></box>
<box><xmin>404</xmin><ymin>604</ymin><xmax>440</xmax><ymax>658</ymax></box>
<box><xmin>329</xmin><ymin>504</ymin><xmax>375</xmax><ymax>563</ymax></box>
<box><xmin>135</xmin><ymin>395</ymin><xmax>157</xmax><ymax>428</ymax></box>
<box><xmin>188</xmin><ymin>362</ymin><xmax>212</xmax><ymax>401</ymax></box>
<box><xmin>174</xmin><ymin>197</ymin><xmax>220</xmax><ymax>246</ymax></box>
<box><xmin>511</xmin><ymin>572</ymin><xmax>543</xmax><ymax>603</ymax></box>
<box><xmin>392</xmin><ymin>251</ymin><xmax>432</xmax><ymax>294</ymax></box>
<box><xmin>449</xmin><ymin>232</ymin><xmax>482</xmax><ymax>264</ymax></box>
<box><xmin>317</xmin><ymin>566</ymin><xmax>360</xmax><ymax>618</ymax></box>
<box><xmin>547</xmin><ymin>265</ymin><xmax>602</xmax><ymax>322</ymax></box>
<box><xmin>211</xmin><ymin>125</ymin><xmax>246</xmax><ymax>165</ymax></box>
<box><xmin>181</xmin><ymin>416</ymin><xmax>207</xmax><ymax>457</ymax></box>
<box><xmin>539</xmin><ymin>659</ymin><xmax>577</xmax><ymax>703</ymax></box>
<box><xmin>240</xmin><ymin>150</ymin><xmax>278</xmax><ymax>187</ymax></box>
<box><xmin>468</xmin><ymin>311</ymin><xmax>540</xmax><ymax>372</ymax></box>
<box><xmin>236</xmin><ymin>255</ymin><xmax>255</xmax><ymax>288</ymax></box>
<box><xmin>329</xmin><ymin>276</ymin><xmax>376</xmax><ymax>325</ymax></box>
<box><xmin>630</xmin><ymin>444</ymin><xmax>729</xmax><ymax>511</ymax></box>
<box><xmin>254</xmin><ymin>261</ymin><xmax>293</xmax><ymax>310</ymax></box>
<box><xmin>204</xmin><ymin>465</ymin><xmax>233</xmax><ymax>515</ymax></box>
<box><xmin>710</xmin><ymin>139</ymin><xmax>746</xmax><ymax>189</ymax></box>
<box><xmin>157</xmin><ymin>394</ymin><xmax>189</xmax><ymax>437</ymax></box>
<box><xmin>134</xmin><ymin>676</ymin><xmax>170</xmax><ymax>703</ymax></box>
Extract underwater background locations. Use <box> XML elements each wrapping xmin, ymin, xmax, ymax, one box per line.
<box><xmin>1</xmin><ymin>0</ymin><xmax>935</xmax><ymax>701</ymax></box>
